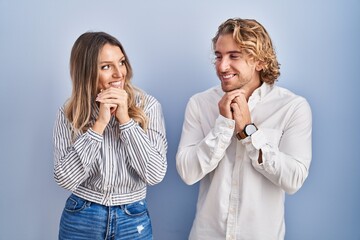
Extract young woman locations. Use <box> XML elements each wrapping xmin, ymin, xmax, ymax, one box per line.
<box><xmin>53</xmin><ymin>32</ymin><xmax>167</xmax><ymax>239</ymax></box>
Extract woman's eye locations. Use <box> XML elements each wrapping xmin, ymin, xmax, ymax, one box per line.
<box><xmin>101</xmin><ymin>65</ymin><xmax>110</xmax><ymax>70</ymax></box>
<box><xmin>119</xmin><ymin>60</ymin><xmax>126</xmax><ymax>66</ymax></box>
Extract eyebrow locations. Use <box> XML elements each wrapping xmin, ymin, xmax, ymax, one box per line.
<box><xmin>99</xmin><ymin>56</ymin><xmax>125</xmax><ymax>64</ymax></box>
<box><xmin>215</xmin><ymin>50</ymin><xmax>242</xmax><ymax>55</ymax></box>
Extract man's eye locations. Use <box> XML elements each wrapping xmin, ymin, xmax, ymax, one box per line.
<box><xmin>101</xmin><ymin>65</ymin><xmax>110</xmax><ymax>70</ymax></box>
<box><xmin>230</xmin><ymin>54</ymin><xmax>240</xmax><ymax>59</ymax></box>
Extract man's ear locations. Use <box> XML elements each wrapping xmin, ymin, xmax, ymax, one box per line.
<box><xmin>255</xmin><ymin>61</ymin><xmax>264</xmax><ymax>71</ymax></box>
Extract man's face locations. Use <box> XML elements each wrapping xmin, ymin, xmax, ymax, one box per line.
<box><xmin>214</xmin><ymin>34</ymin><xmax>261</xmax><ymax>92</ymax></box>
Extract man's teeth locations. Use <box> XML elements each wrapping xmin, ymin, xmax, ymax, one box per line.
<box><xmin>223</xmin><ymin>74</ymin><xmax>234</xmax><ymax>79</ymax></box>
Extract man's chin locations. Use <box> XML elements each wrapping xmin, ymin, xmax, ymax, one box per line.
<box><xmin>221</xmin><ymin>84</ymin><xmax>238</xmax><ymax>93</ymax></box>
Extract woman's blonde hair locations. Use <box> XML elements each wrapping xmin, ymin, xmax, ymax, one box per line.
<box><xmin>212</xmin><ymin>18</ymin><xmax>280</xmax><ymax>84</ymax></box>
<box><xmin>65</xmin><ymin>32</ymin><xmax>147</xmax><ymax>134</ymax></box>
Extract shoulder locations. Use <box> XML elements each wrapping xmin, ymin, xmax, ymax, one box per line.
<box><xmin>189</xmin><ymin>85</ymin><xmax>222</xmax><ymax>103</ymax></box>
<box><xmin>272</xmin><ymin>85</ymin><xmax>308</xmax><ymax>102</ymax></box>
<box><xmin>183</xmin><ymin>86</ymin><xmax>222</xmax><ymax>115</ymax></box>
<box><xmin>134</xmin><ymin>88</ymin><xmax>161</xmax><ymax>111</ymax></box>
<box><xmin>54</xmin><ymin>102</ymin><xmax>72</xmax><ymax>128</ymax></box>
<box><xmin>56</xmin><ymin>103</ymin><xmax>67</xmax><ymax>117</ymax></box>
<box><xmin>270</xmin><ymin>85</ymin><xmax>311</xmax><ymax>112</ymax></box>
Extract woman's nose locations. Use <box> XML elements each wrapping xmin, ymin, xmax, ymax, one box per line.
<box><xmin>112</xmin><ymin>66</ymin><xmax>123</xmax><ymax>78</ymax></box>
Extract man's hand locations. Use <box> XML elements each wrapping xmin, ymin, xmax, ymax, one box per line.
<box><xmin>218</xmin><ymin>89</ymin><xmax>251</xmax><ymax>133</ymax></box>
<box><xmin>218</xmin><ymin>89</ymin><xmax>243</xmax><ymax>119</ymax></box>
<box><xmin>231</xmin><ymin>92</ymin><xmax>251</xmax><ymax>133</ymax></box>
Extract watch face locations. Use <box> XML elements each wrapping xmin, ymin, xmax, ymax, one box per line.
<box><xmin>245</xmin><ymin>124</ymin><xmax>257</xmax><ymax>136</ymax></box>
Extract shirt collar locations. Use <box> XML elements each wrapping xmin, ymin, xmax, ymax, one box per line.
<box><xmin>250</xmin><ymin>82</ymin><xmax>273</xmax><ymax>101</ymax></box>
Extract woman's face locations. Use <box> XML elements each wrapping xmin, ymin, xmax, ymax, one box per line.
<box><xmin>97</xmin><ymin>43</ymin><xmax>127</xmax><ymax>92</ymax></box>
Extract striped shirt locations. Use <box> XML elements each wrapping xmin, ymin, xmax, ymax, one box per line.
<box><xmin>53</xmin><ymin>92</ymin><xmax>167</xmax><ymax>206</ymax></box>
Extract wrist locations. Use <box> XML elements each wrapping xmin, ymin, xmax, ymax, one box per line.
<box><xmin>236</xmin><ymin>123</ymin><xmax>258</xmax><ymax>140</ymax></box>
<box><xmin>117</xmin><ymin>115</ymin><xmax>131</xmax><ymax>125</ymax></box>
<box><xmin>236</xmin><ymin>130</ymin><xmax>247</xmax><ymax>140</ymax></box>
<box><xmin>92</xmin><ymin>120</ymin><xmax>107</xmax><ymax>135</ymax></box>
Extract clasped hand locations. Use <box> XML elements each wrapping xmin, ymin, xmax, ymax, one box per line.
<box><xmin>218</xmin><ymin>89</ymin><xmax>251</xmax><ymax>133</ymax></box>
<box><xmin>96</xmin><ymin>86</ymin><xmax>130</xmax><ymax>126</ymax></box>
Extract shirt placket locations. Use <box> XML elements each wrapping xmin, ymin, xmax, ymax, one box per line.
<box><xmin>102</xmin><ymin>126</ymin><xmax>114</xmax><ymax>206</ymax></box>
<box><xmin>226</xmin><ymin>142</ymin><xmax>243</xmax><ymax>240</ymax></box>
<box><xmin>226</xmin><ymin>93</ymin><xmax>260</xmax><ymax>239</ymax></box>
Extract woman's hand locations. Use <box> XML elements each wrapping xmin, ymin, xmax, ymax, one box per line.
<box><xmin>96</xmin><ymin>81</ymin><xmax>130</xmax><ymax>126</ymax></box>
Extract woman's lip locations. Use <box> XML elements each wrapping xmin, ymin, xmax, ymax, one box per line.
<box><xmin>110</xmin><ymin>81</ymin><xmax>122</xmax><ymax>87</ymax></box>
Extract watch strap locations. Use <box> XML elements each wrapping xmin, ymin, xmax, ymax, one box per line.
<box><xmin>236</xmin><ymin>131</ymin><xmax>247</xmax><ymax>140</ymax></box>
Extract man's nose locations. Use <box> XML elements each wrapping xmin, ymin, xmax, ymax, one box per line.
<box><xmin>218</xmin><ymin>58</ymin><xmax>230</xmax><ymax>71</ymax></box>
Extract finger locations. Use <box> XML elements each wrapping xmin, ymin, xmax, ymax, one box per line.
<box><xmin>97</xmin><ymin>88</ymin><xmax>124</xmax><ymax>101</ymax></box>
<box><xmin>232</xmin><ymin>94</ymin><xmax>247</xmax><ymax>107</ymax></box>
<box><xmin>100</xmin><ymin>103</ymin><xmax>117</xmax><ymax>113</ymax></box>
<box><xmin>230</xmin><ymin>102</ymin><xmax>240</xmax><ymax>114</ymax></box>
<box><xmin>110</xmin><ymin>105</ymin><xmax>118</xmax><ymax>115</ymax></box>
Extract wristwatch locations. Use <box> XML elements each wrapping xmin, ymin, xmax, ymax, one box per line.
<box><xmin>236</xmin><ymin>123</ymin><xmax>258</xmax><ymax>140</ymax></box>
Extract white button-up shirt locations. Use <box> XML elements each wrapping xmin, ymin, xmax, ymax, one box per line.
<box><xmin>176</xmin><ymin>83</ymin><xmax>312</xmax><ymax>240</ymax></box>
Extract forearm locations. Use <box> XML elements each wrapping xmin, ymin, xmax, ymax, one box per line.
<box><xmin>54</xmin><ymin>128</ymin><xmax>102</xmax><ymax>191</ymax></box>
<box><xmin>244</xmin><ymin>127</ymin><xmax>311</xmax><ymax>194</ymax></box>
<box><xmin>252</xmin><ymin>148</ymin><xmax>310</xmax><ymax>194</ymax></box>
<box><xmin>176</xmin><ymin>115</ymin><xmax>235</xmax><ymax>185</ymax></box>
<box><xmin>92</xmin><ymin>120</ymin><xmax>108</xmax><ymax>135</ymax></box>
<box><xmin>120</xmin><ymin>118</ymin><xmax>167</xmax><ymax>185</ymax></box>
<box><xmin>176</xmin><ymin>139</ymin><xmax>216</xmax><ymax>185</ymax></box>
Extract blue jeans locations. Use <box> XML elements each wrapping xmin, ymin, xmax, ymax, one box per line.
<box><xmin>59</xmin><ymin>194</ymin><xmax>152</xmax><ymax>240</ymax></box>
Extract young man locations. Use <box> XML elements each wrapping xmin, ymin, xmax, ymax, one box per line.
<box><xmin>176</xmin><ymin>18</ymin><xmax>312</xmax><ymax>240</ymax></box>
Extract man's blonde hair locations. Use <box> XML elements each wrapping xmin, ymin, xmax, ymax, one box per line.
<box><xmin>212</xmin><ymin>18</ymin><xmax>280</xmax><ymax>84</ymax></box>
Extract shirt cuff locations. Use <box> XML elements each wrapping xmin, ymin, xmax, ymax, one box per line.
<box><xmin>87</xmin><ymin>128</ymin><xmax>103</xmax><ymax>142</ymax></box>
<box><xmin>205</xmin><ymin>115</ymin><xmax>235</xmax><ymax>162</ymax></box>
<box><xmin>214</xmin><ymin>115</ymin><xmax>235</xmax><ymax>136</ymax></box>
<box><xmin>119</xmin><ymin>118</ymin><xmax>135</xmax><ymax>131</ymax></box>
<box><xmin>243</xmin><ymin>129</ymin><xmax>277</xmax><ymax>174</ymax></box>
<box><xmin>250</xmin><ymin>129</ymin><xmax>267</xmax><ymax>150</ymax></box>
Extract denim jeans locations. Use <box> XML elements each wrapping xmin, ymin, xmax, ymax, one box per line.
<box><xmin>59</xmin><ymin>194</ymin><xmax>152</xmax><ymax>240</ymax></box>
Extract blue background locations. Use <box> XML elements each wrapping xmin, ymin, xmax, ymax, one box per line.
<box><xmin>1</xmin><ymin>0</ymin><xmax>359</xmax><ymax>239</ymax></box>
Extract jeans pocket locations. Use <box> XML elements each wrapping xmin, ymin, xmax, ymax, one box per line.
<box><xmin>64</xmin><ymin>194</ymin><xmax>90</xmax><ymax>213</ymax></box>
<box><xmin>123</xmin><ymin>200</ymin><xmax>148</xmax><ymax>217</ymax></box>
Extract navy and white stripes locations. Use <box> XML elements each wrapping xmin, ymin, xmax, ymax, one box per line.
<box><xmin>53</xmin><ymin>93</ymin><xmax>167</xmax><ymax>206</ymax></box>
